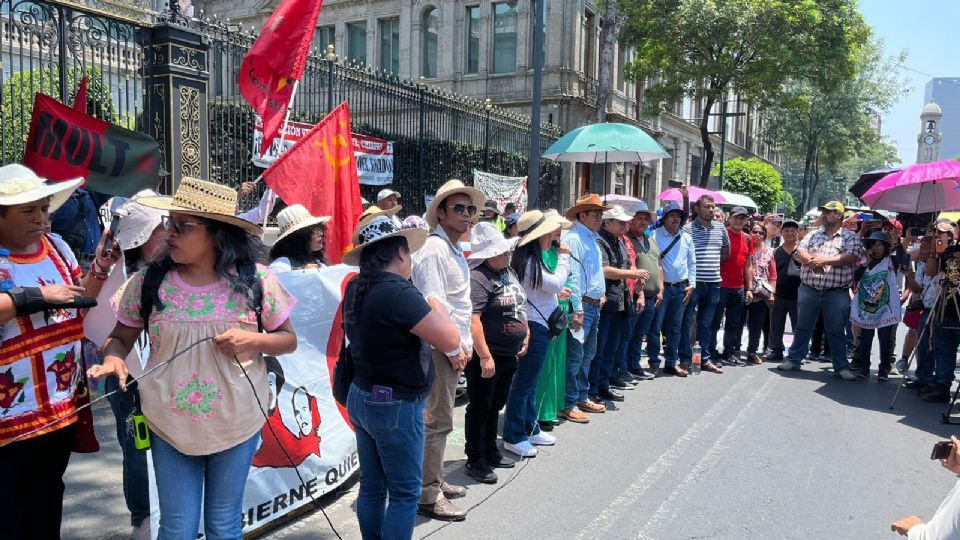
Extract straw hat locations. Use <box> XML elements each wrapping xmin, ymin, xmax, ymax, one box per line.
<box><xmin>0</xmin><ymin>164</ymin><xmax>81</xmax><ymax>213</ymax></box>
<box><xmin>565</xmin><ymin>193</ymin><xmax>612</xmax><ymax>220</ymax></box>
<box><xmin>543</xmin><ymin>209</ymin><xmax>573</xmax><ymax>230</ymax></box>
<box><xmin>113</xmin><ymin>190</ymin><xmax>167</xmax><ymax>251</ymax></box>
<box><xmin>602</xmin><ymin>205</ymin><xmax>632</xmax><ymax>222</ymax></box>
<box><xmin>275</xmin><ymin>204</ymin><xmax>332</xmax><ymax>244</ymax></box>
<box><xmin>360</xmin><ymin>204</ymin><xmax>401</xmax><ymax>220</ymax></box>
<box><xmin>137</xmin><ymin>177</ymin><xmax>262</xmax><ymax>235</ymax></box>
<box><xmin>467</xmin><ymin>222</ymin><xmax>518</xmax><ymax>267</ymax></box>
<box><xmin>343</xmin><ymin>212</ymin><xmax>427</xmax><ymax>266</ymax></box>
<box><xmin>425</xmin><ymin>179</ymin><xmax>485</xmax><ymax>228</ymax></box>
<box><xmin>517</xmin><ymin>210</ymin><xmax>561</xmax><ymax>247</ymax></box>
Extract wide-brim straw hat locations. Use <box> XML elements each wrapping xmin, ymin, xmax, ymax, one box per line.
<box><xmin>114</xmin><ymin>190</ymin><xmax>167</xmax><ymax>251</ymax></box>
<box><xmin>0</xmin><ymin>164</ymin><xmax>81</xmax><ymax>213</ymax></box>
<box><xmin>468</xmin><ymin>222</ymin><xmax>519</xmax><ymax>266</ymax></box>
<box><xmin>543</xmin><ymin>209</ymin><xmax>574</xmax><ymax>230</ymax></box>
<box><xmin>360</xmin><ymin>204</ymin><xmax>401</xmax><ymax>221</ymax></box>
<box><xmin>517</xmin><ymin>210</ymin><xmax>561</xmax><ymax>247</ymax></box>
<box><xmin>275</xmin><ymin>203</ymin><xmax>332</xmax><ymax>244</ymax></box>
<box><xmin>565</xmin><ymin>193</ymin><xmax>612</xmax><ymax>221</ymax></box>
<box><xmin>343</xmin><ymin>213</ymin><xmax>427</xmax><ymax>266</ymax></box>
<box><xmin>137</xmin><ymin>177</ymin><xmax>262</xmax><ymax>235</ymax></box>
<box><xmin>425</xmin><ymin>179</ymin><xmax>486</xmax><ymax>228</ymax></box>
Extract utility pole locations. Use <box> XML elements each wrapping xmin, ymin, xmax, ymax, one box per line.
<box><xmin>707</xmin><ymin>99</ymin><xmax>745</xmax><ymax>191</ymax></box>
<box><xmin>527</xmin><ymin>0</ymin><xmax>545</xmax><ymax>208</ymax></box>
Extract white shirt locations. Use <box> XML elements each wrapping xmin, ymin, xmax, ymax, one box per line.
<box><xmin>523</xmin><ymin>254</ymin><xmax>571</xmax><ymax>328</ymax></box>
<box><xmin>908</xmin><ymin>476</ymin><xmax>960</xmax><ymax>540</ymax></box>
<box><xmin>916</xmin><ymin>261</ymin><xmax>941</xmax><ymax>310</ymax></box>
<box><xmin>412</xmin><ymin>226</ymin><xmax>473</xmax><ymax>352</ymax></box>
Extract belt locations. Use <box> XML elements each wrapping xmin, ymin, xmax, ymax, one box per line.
<box><xmin>582</xmin><ymin>295</ymin><xmax>601</xmax><ymax>307</ymax></box>
<box><xmin>664</xmin><ymin>280</ymin><xmax>689</xmax><ymax>288</ymax></box>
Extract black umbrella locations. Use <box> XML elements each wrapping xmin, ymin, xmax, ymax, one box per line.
<box><xmin>848</xmin><ymin>167</ymin><xmax>901</xmax><ymax>199</ymax></box>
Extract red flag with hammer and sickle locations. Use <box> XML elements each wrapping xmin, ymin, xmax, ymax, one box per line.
<box><xmin>238</xmin><ymin>0</ymin><xmax>323</xmax><ymax>157</ymax></box>
<box><xmin>262</xmin><ymin>102</ymin><xmax>363</xmax><ymax>264</ymax></box>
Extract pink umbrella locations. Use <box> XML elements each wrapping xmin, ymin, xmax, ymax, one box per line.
<box><xmin>861</xmin><ymin>160</ymin><xmax>960</xmax><ymax>213</ymax></box>
<box><xmin>659</xmin><ymin>186</ymin><xmax>727</xmax><ymax>204</ymax></box>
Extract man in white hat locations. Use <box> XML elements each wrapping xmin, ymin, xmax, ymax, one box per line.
<box><xmin>0</xmin><ymin>164</ymin><xmax>120</xmax><ymax>538</ymax></box>
<box><xmin>413</xmin><ymin>179</ymin><xmax>485</xmax><ymax>521</ymax></box>
<box><xmin>376</xmin><ymin>188</ymin><xmax>404</xmax><ymax>228</ymax></box>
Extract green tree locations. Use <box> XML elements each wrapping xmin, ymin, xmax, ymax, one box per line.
<box><xmin>619</xmin><ymin>0</ymin><xmax>869</xmax><ymax>187</ymax></box>
<box><xmin>710</xmin><ymin>157</ymin><xmax>783</xmax><ymax>213</ymax></box>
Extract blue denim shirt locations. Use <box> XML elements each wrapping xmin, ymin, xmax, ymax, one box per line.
<box><xmin>654</xmin><ymin>226</ymin><xmax>696</xmax><ymax>287</ymax></box>
<box><xmin>562</xmin><ymin>221</ymin><xmax>605</xmax><ymax>312</ymax></box>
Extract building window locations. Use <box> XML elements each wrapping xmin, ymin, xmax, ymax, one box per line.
<box><xmin>616</xmin><ymin>46</ymin><xmax>626</xmax><ymax>91</ymax></box>
<box><xmin>582</xmin><ymin>10</ymin><xmax>595</xmax><ymax>78</ymax></box>
<box><xmin>466</xmin><ymin>6</ymin><xmax>481</xmax><ymax>74</ymax></box>
<box><xmin>422</xmin><ymin>8</ymin><xmax>439</xmax><ymax>78</ymax></box>
<box><xmin>492</xmin><ymin>2</ymin><xmax>518</xmax><ymax>74</ymax></box>
<box><xmin>379</xmin><ymin>18</ymin><xmax>400</xmax><ymax>74</ymax></box>
<box><xmin>347</xmin><ymin>22</ymin><xmax>367</xmax><ymax>65</ymax></box>
<box><xmin>528</xmin><ymin>0</ymin><xmax>547</xmax><ymax>68</ymax></box>
<box><xmin>312</xmin><ymin>26</ymin><xmax>335</xmax><ymax>54</ymax></box>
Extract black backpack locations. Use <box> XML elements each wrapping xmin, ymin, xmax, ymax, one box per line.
<box><xmin>139</xmin><ymin>260</ymin><xmax>264</xmax><ymax>332</ymax></box>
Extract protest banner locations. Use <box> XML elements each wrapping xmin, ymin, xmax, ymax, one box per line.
<box><xmin>251</xmin><ymin>117</ymin><xmax>315</xmax><ymax>168</ymax></box>
<box><xmin>352</xmin><ymin>134</ymin><xmax>393</xmax><ymax>185</ymax></box>
<box><xmin>22</xmin><ymin>93</ymin><xmax>162</xmax><ymax>197</ymax></box>
<box><xmin>474</xmin><ymin>170</ymin><xmax>527</xmax><ymax>212</ymax></box>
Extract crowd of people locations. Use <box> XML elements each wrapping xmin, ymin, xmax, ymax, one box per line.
<box><xmin>2</xmin><ymin>160</ymin><xmax>960</xmax><ymax>539</ymax></box>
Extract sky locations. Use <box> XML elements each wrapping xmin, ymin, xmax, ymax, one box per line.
<box><xmin>859</xmin><ymin>0</ymin><xmax>960</xmax><ymax>165</ymax></box>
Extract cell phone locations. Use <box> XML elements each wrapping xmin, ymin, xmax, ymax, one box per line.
<box><xmin>909</xmin><ymin>227</ymin><xmax>924</xmax><ymax>238</ymax></box>
<box><xmin>371</xmin><ymin>385</ymin><xmax>393</xmax><ymax>403</ymax></box>
<box><xmin>931</xmin><ymin>440</ymin><xmax>954</xmax><ymax>460</ymax></box>
<box><xmin>102</xmin><ymin>216</ymin><xmax>121</xmax><ymax>258</ymax></box>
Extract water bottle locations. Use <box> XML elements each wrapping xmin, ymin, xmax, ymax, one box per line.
<box><xmin>691</xmin><ymin>344</ymin><xmax>702</xmax><ymax>375</ymax></box>
<box><xmin>0</xmin><ymin>249</ymin><xmax>14</xmax><ymax>292</ymax></box>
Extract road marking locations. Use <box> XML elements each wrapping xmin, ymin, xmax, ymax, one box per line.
<box><xmin>635</xmin><ymin>373</ymin><xmax>777</xmax><ymax>539</ymax></box>
<box><xmin>573</xmin><ymin>371</ymin><xmax>760</xmax><ymax>540</ymax></box>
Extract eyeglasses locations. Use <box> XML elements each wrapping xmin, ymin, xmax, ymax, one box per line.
<box><xmin>161</xmin><ymin>215</ymin><xmax>202</xmax><ymax>235</ymax></box>
<box><xmin>446</xmin><ymin>204</ymin><xmax>478</xmax><ymax>216</ymax></box>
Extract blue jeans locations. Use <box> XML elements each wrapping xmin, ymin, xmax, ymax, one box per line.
<box><xmin>681</xmin><ymin>282</ymin><xmax>721</xmax><ymax>366</ymax></box>
<box><xmin>784</xmin><ymin>285</ymin><xmax>851</xmax><ymax>371</ymax></box>
<box><xmin>348</xmin><ymin>384</ymin><xmax>425</xmax><ymax>540</ymax></box>
<box><xmin>590</xmin><ymin>309</ymin><xmax>623</xmax><ymax>394</ymax></box>
<box><xmin>152</xmin><ymin>432</ymin><xmax>260</xmax><ymax>540</ymax></box>
<box><xmin>565</xmin><ymin>304</ymin><xmax>600</xmax><ymax>407</ymax></box>
<box><xmin>657</xmin><ymin>287</ymin><xmax>687</xmax><ymax>367</ymax></box>
<box><xmin>712</xmin><ymin>287</ymin><xmax>746</xmax><ymax>356</ymax></box>
<box><xmin>105</xmin><ymin>376</ymin><xmax>150</xmax><ymax>527</ymax></box>
<box><xmin>932</xmin><ymin>320</ymin><xmax>960</xmax><ymax>389</ymax></box>
<box><xmin>856</xmin><ymin>325</ymin><xmax>894</xmax><ymax>374</ymax></box>
<box><xmin>504</xmin><ymin>323</ymin><xmax>552</xmax><ymax>444</ymax></box>
<box><xmin>629</xmin><ymin>299</ymin><xmax>660</xmax><ymax>369</ymax></box>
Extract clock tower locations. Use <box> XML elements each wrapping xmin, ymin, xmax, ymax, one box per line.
<box><xmin>917</xmin><ymin>99</ymin><xmax>943</xmax><ymax>163</ymax></box>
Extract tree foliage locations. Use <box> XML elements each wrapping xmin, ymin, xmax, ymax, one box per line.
<box><xmin>619</xmin><ymin>0</ymin><xmax>870</xmax><ymax>187</ymax></box>
<box><xmin>710</xmin><ymin>157</ymin><xmax>783</xmax><ymax>213</ymax></box>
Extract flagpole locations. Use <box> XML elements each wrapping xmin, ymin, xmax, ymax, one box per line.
<box><xmin>256</xmin><ymin>79</ymin><xmax>300</xmax><ymax>229</ymax></box>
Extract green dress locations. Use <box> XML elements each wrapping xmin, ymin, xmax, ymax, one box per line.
<box><xmin>535</xmin><ymin>248</ymin><xmax>570</xmax><ymax>422</ymax></box>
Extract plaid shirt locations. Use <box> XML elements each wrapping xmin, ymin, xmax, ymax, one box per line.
<box><xmin>799</xmin><ymin>227</ymin><xmax>863</xmax><ymax>290</ymax></box>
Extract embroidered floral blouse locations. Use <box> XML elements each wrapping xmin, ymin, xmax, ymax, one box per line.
<box><xmin>113</xmin><ymin>264</ymin><xmax>295</xmax><ymax>456</ymax></box>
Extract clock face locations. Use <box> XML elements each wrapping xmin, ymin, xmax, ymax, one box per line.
<box><xmin>925</xmin><ymin>134</ymin><xmax>936</xmax><ymax>145</ymax></box>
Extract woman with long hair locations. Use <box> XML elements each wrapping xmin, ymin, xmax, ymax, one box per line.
<box><xmin>535</xmin><ymin>210</ymin><xmax>573</xmax><ymax>432</ymax></box>
<box><xmin>745</xmin><ymin>222</ymin><xmax>777</xmax><ymax>364</ymax></box>
<box><xmin>268</xmin><ymin>204</ymin><xmax>332</xmax><ymax>272</ymax></box>
<box><xmin>342</xmin><ymin>213</ymin><xmax>460</xmax><ymax>539</ymax></box>
<box><xmin>89</xmin><ymin>177</ymin><xmax>298</xmax><ymax>539</ymax></box>
<box><xmin>503</xmin><ymin>211</ymin><xmax>570</xmax><ymax>457</ymax></box>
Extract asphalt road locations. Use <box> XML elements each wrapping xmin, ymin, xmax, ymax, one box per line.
<box><xmin>63</xmin><ymin>326</ymin><xmax>960</xmax><ymax>540</ymax></box>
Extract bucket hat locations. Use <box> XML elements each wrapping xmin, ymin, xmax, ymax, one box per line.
<box><xmin>275</xmin><ymin>204</ymin><xmax>332</xmax><ymax>244</ymax></box>
<box><xmin>113</xmin><ymin>190</ymin><xmax>167</xmax><ymax>251</ymax></box>
<box><xmin>467</xmin><ymin>222</ymin><xmax>518</xmax><ymax>267</ymax></box>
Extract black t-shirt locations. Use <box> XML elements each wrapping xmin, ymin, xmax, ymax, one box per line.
<box><xmin>598</xmin><ymin>229</ymin><xmax>628</xmax><ymax>311</ymax></box>
<box><xmin>344</xmin><ymin>272</ymin><xmax>434</xmax><ymax>399</ymax></box>
<box><xmin>471</xmin><ymin>264</ymin><xmax>528</xmax><ymax>356</ymax></box>
<box><xmin>938</xmin><ymin>245</ymin><xmax>960</xmax><ymax>323</ymax></box>
<box><xmin>774</xmin><ymin>245</ymin><xmax>802</xmax><ymax>300</ymax></box>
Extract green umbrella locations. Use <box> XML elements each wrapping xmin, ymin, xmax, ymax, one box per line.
<box><xmin>542</xmin><ymin>122</ymin><xmax>669</xmax><ymax>163</ymax></box>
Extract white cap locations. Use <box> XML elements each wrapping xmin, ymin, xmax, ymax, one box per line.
<box><xmin>377</xmin><ymin>188</ymin><xmax>401</xmax><ymax>202</ymax></box>
<box><xmin>602</xmin><ymin>205</ymin><xmax>632</xmax><ymax>222</ymax></box>
<box><xmin>114</xmin><ymin>190</ymin><xmax>167</xmax><ymax>251</ymax></box>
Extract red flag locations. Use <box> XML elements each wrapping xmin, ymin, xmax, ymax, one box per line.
<box><xmin>71</xmin><ymin>76</ymin><xmax>87</xmax><ymax>113</ymax></box>
<box><xmin>263</xmin><ymin>102</ymin><xmax>362</xmax><ymax>264</ymax></box>
<box><xmin>238</xmin><ymin>0</ymin><xmax>323</xmax><ymax>157</ymax></box>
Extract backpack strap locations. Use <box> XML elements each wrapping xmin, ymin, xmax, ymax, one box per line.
<box><xmin>238</xmin><ymin>260</ymin><xmax>264</xmax><ymax>333</ymax></box>
<box><xmin>139</xmin><ymin>264</ymin><xmax>167</xmax><ymax>327</ymax></box>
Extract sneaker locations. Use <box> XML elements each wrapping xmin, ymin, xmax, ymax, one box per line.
<box><xmin>836</xmin><ymin>369</ymin><xmax>857</xmax><ymax>381</ymax></box>
<box><xmin>628</xmin><ymin>368</ymin><xmax>655</xmax><ymax>381</ymax></box>
<box><xmin>558</xmin><ymin>407</ymin><xmax>590</xmax><ymax>423</ymax></box>
<box><xmin>896</xmin><ymin>358</ymin><xmax>908</xmax><ymax>374</ymax></box>
<box><xmin>504</xmin><ymin>440</ymin><xmax>538</xmax><ymax>457</ymax></box>
<box><xmin>877</xmin><ymin>370</ymin><xmax>890</xmax><ymax>382</ymax></box>
<box><xmin>485</xmin><ymin>453</ymin><xmax>516</xmax><ymax>468</ymax></box>
<box><xmin>888</xmin><ymin>366</ymin><xmax>900</xmax><ymax>377</ymax></box>
<box><xmin>609</xmin><ymin>378</ymin><xmax>632</xmax><ymax>390</ymax></box>
<box><xmin>777</xmin><ymin>361</ymin><xmax>801</xmax><ymax>371</ymax></box>
<box><xmin>529</xmin><ymin>431</ymin><xmax>556</xmax><ymax>446</ymax></box>
<box><xmin>855</xmin><ymin>370</ymin><xmax>868</xmax><ymax>379</ymax></box>
<box><xmin>465</xmin><ymin>461</ymin><xmax>498</xmax><ymax>484</ymax></box>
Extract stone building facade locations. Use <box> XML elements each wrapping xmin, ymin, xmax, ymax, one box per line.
<box><xmin>195</xmin><ymin>0</ymin><xmax>781</xmax><ymax>207</ymax></box>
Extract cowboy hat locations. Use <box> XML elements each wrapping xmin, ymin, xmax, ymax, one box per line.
<box><xmin>360</xmin><ymin>204</ymin><xmax>402</xmax><ymax>220</ymax></box>
<box><xmin>0</xmin><ymin>164</ymin><xmax>82</xmax><ymax>213</ymax></box>
<box><xmin>136</xmin><ymin>176</ymin><xmax>262</xmax><ymax>235</ymax></box>
<box><xmin>543</xmin><ymin>209</ymin><xmax>574</xmax><ymax>230</ymax></box>
<box><xmin>425</xmin><ymin>179</ymin><xmax>486</xmax><ymax>228</ymax></box>
<box><xmin>467</xmin><ymin>222</ymin><xmax>518</xmax><ymax>267</ymax></box>
<box><xmin>565</xmin><ymin>193</ymin><xmax>612</xmax><ymax>221</ymax></box>
<box><xmin>113</xmin><ymin>190</ymin><xmax>167</xmax><ymax>251</ymax></box>
<box><xmin>342</xmin><ymin>212</ymin><xmax>427</xmax><ymax>266</ymax></box>
<box><xmin>275</xmin><ymin>204</ymin><xmax>332</xmax><ymax>245</ymax></box>
<box><xmin>517</xmin><ymin>210</ymin><xmax>561</xmax><ymax>247</ymax></box>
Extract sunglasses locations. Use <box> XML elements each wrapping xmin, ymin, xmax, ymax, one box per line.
<box><xmin>161</xmin><ymin>215</ymin><xmax>203</xmax><ymax>235</ymax></box>
<box><xmin>445</xmin><ymin>204</ymin><xmax>478</xmax><ymax>216</ymax></box>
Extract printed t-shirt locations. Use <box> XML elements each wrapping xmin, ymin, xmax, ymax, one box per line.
<box><xmin>471</xmin><ymin>264</ymin><xmax>528</xmax><ymax>356</ymax></box>
<box><xmin>0</xmin><ymin>235</ymin><xmax>83</xmax><ymax>445</ymax></box>
<box><xmin>720</xmin><ymin>228</ymin><xmax>750</xmax><ymax>288</ymax></box>
<box><xmin>113</xmin><ymin>264</ymin><xmax>295</xmax><ymax>456</ymax></box>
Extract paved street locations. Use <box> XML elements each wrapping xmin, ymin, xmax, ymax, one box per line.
<box><xmin>64</xmin><ymin>327</ymin><xmax>960</xmax><ymax>539</ymax></box>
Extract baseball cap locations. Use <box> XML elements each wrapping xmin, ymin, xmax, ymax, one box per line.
<box><xmin>377</xmin><ymin>188</ymin><xmax>401</xmax><ymax>202</ymax></box>
<box><xmin>483</xmin><ymin>200</ymin><xmax>501</xmax><ymax>214</ymax></box>
<box><xmin>882</xmin><ymin>218</ymin><xmax>903</xmax><ymax>231</ymax></box>
<box><xmin>602</xmin><ymin>205</ymin><xmax>632</xmax><ymax>222</ymax></box>
<box><xmin>819</xmin><ymin>201</ymin><xmax>845</xmax><ymax>213</ymax></box>
<box><xmin>782</xmin><ymin>219</ymin><xmax>800</xmax><ymax>229</ymax></box>
<box><xmin>730</xmin><ymin>206</ymin><xmax>749</xmax><ymax>217</ymax></box>
<box><xmin>504</xmin><ymin>202</ymin><xmax>517</xmax><ymax>212</ymax></box>
<box><xmin>661</xmin><ymin>201</ymin><xmax>685</xmax><ymax>217</ymax></box>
